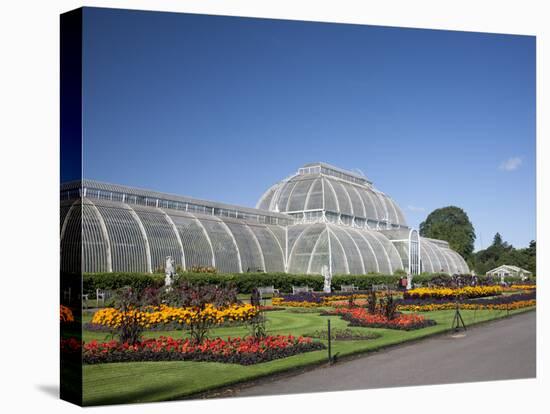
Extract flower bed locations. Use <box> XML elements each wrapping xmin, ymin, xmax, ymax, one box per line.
<box><xmin>273</xmin><ymin>291</ymin><xmax>395</xmax><ymax>308</ymax></box>
<box><xmin>397</xmin><ymin>301</ymin><xmax>535</xmax><ymax>312</ymax></box>
<box><xmin>323</xmin><ymin>308</ymin><xmax>436</xmax><ymax>330</ymax></box>
<box><xmin>258</xmin><ymin>306</ymin><xmax>286</xmax><ymax>312</ymax></box>
<box><xmin>397</xmin><ymin>291</ymin><xmax>536</xmax><ymax>312</ymax></box>
<box><xmin>82</xmin><ymin>335</ymin><xmax>325</xmax><ymax>365</ymax></box>
<box><xmin>508</xmin><ymin>284</ymin><xmax>536</xmax><ymax>290</ymax></box>
<box><xmin>89</xmin><ymin>303</ymin><xmax>259</xmax><ymax>330</ymax></box>
<box><xmin>403</xmin><ymin>286</ymin><xmax>502</xmax><ymax>300</ymax></box>
<box><xmin>467</xmin><ymin>290</ymin><xmax>535</xmax><ymax>303</ymax></box>
<box><xmin>304</xmin><ymin>328</ymin><xmax>380</xmax><ymax>341</ymax></box>
<box><xmin>271</xmin><ymin>298</ymin><xmax>324</xmax><ymax>308</ymax></box>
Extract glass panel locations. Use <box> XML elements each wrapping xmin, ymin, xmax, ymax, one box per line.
<box><xmin>308</xmin><ymin>229</ymin><xmax>329</xmax><ymax>275</ymax></box>
<box><xmin>305</xmin><ymin>178</ymin><xmax>323</xmax><ymax>211</ymax></box>
<box><xmin>276</xmin><ymin>181</ymin><xmax>298</xmax><ymax>212</ymax></box>
<box><xmin>82</xmin><ymin>203</ymin><xmax>109</xmax><ymax>273</ymax></box>
<box><xmin>328</xmin><ymin>231</ymin><xmax>348</xmax><ymax>274</ymax></box>
<box><xmin>198</xmin><ymin>216</ymin><xmax>240</xmax><ymax>273</ymax></box>
<box><xmin>330</xmin><ymin>227</ymin><xmax>363</xmax><ymax>274</ymax></box>
<box><xmin>223</xmin><ymin>219</ymin><xmax>264</xmax><ymax>273</ymax></box>
<box><xmin>170</xmin><ymin>212</ymin><xmax>213</xmax><ymax>269</ymax></box>
<box><xmin>344</xmin><ymin>183</ymin><xmax>366</xmax><ymax>218</ymax></box>
<box><xmin>133</xmin><ymin>207</ymin><xmax>182</xmax><ymax>272</ymax></box>
<box><xmin>346</xmin><ymin>228</ymin><xmax>380</xmax><ymax>273</ymax></box>
<box><xmin>60</xmin><ymin>201</ymin><xmax>81</xmax><ymax>274</ymax></box>
<box><xmin>286</xmin><ymin>178</ymin><xmax>313</xmax><ymax>212</ymax></box>
<box><xmin>332</xmin><ymin>181</ymin><xmax>353</xmax><ymax>215</ymax></box>
<box><xmin>323</xmin><ymin>178</ymin><xmax>339</xmax><ymax>212</ymax></box>
<box><xmin>97</xmin><ymin>203</ymin><xmax>148</xmax><ymax>272</ymax></box>
<box><xmin>288</xmin><ymin>224</ymin><xmax>325</xmax><ymax>274</ymax></box>
<box><xmin>247</xmin><ymin>224</ymin><xmax>285</xmax><ymax>272</ymax></box>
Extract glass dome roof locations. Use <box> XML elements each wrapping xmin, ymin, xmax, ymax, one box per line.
<box><xmin>257</xmin><ymin>162</ymin><xmax>407</xmax><ymax>227</ymax></box>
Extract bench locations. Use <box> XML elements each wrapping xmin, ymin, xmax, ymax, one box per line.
<box><xmin>292</xmin><ymin>286</ymin><xmax>313</xmax><ymax>294</ymax></box>
<box><xmin>371</xmin><ymin>284</ymin><xmax>388</xmax><ymax>292</ymax></box>
<box><xmin>82</xmin><ymin>294</ymin><xmax>89</xmax><ymax>310</ymax></box>
<box><xmin>96</xmin><ymin>289</ymin><xmax>113</xmax><ymax>307</ymax></box>
<box><xmin>257</xmin><ymin>286</ymin><xmax>280</xmax><ymax>300</ymax></box>
<box><xmin>340</xmin><ymin>284</ymin><xmax>359</xmax><ymax>292</ymax></box>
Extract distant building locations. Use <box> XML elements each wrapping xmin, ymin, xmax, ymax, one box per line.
<box><xmin>60</xmin><ymin>162</ymin><xmax>470</xmax><ymax>275</ymax></box>
<box><xmin>486</xmin><ymin>265</ymin><xmax>532</xmax><ymax>279</ymax></box>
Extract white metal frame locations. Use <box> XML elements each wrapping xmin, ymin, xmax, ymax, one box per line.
<box><xmin>87</xmin><ymin>198</ymin><xmax>113</xmax><ymax>272</ymax></box>
<box><xmin>159</xmin><ymin>208</ymin><xmax>186</xmax><ymax>271</ymax></box>
<box><xmin>188</xmin><ymin>213</ymin><xmax>216</xmax><ymax>268</ymax></box>
<box><xmin>244</xmin><ymin>223</ymin><xmax>266</xmax><ymax>272</ymax></box>
<box><xmin>213</xmin><ymin>216</ymin><xmax>243</xmax><ymax>273</ymax></box>
<box><xmin>126</xmin><ymin>204</ymin><xmax>152</xmax><ymax>273</ymax></box>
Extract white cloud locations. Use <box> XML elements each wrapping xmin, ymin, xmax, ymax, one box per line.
<box><xmin>407</xmin><ymin>205</ymin><xmax>425</xmax><ymax>212</ymax></box>
<box><xmin>499</xmin><ymin>157</ymin><xmax>522</xmax><ymax>171</ymax></box>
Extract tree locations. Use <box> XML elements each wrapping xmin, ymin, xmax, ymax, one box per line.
<box><xmin>471</xmin><ymin>235</ymin><xmax>536</xmax><ymax>275</ymax></box>
<box><xmin>419</xmin><ymin>206</ymin><xmax>476</xmax><ymax>259</ymax></box>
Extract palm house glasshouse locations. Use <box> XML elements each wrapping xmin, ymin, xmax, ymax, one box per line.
<box><xmin>60</xmin><ymin>162</ymin><xmax>469</xmax><ymax>275</ymax></box>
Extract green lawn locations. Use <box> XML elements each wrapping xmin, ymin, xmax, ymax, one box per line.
<box><xmin>82</xmin><ymin>305</ymin><xmax>534</xmax><ymax>405</ymax></box>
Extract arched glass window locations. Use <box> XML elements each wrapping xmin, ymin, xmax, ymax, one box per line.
<box><xmin>409</xmin><ymin>229</ymin><xmax>420</xmax><ymax>275</ymax></box>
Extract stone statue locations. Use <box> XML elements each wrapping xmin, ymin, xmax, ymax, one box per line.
<box><xmin>322</xmin><ymin>265</ymin><xmax>332</xmax><ymax>293</ymax></box>
<box><xmin>165</xmin><ymin>256</ymin><xmax>175</xmax><ymax>289</ymax></box>
<box><xmin>406</xmin><ymin>273</ymin><xmax>412</xmax><ymax>290</ymax></box>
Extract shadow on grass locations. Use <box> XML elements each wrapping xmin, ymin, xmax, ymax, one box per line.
<box><xmin>85</xmin><ymin>381</ymin><xmax>200</xmax><ymax>406</ymax></box>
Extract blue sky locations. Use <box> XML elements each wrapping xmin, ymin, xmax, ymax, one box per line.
<box><xmin>82</xmin><ymin>7</ymin><xmax>536</xmax><ymax>250</ymax></box>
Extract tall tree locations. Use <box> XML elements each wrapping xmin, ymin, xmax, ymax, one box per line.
<box><xmin>493</xmin><ymin>232</ymin><xmax>503</xmax><ymax>247</ymax></box>
<box><xmin>419</xmin><ymin>206</ymin><xmax>476</xmax><ymax>259</ymax></box>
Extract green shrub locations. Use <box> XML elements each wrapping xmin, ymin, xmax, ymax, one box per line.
<box><xmin>83</xmin><ymin>273</ymin><xmax>164</xmax><ymax>296</ymax></box>
<box><xmin>393</xmin><ymin>269</ymin><xmax>407</xmax><ymax>277</ymax></box>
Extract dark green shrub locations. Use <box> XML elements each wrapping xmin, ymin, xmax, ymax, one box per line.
<box><xmin>366</xmin><ymin>289</ymin><xmax>377</xmax><ymax>314</ymax></box>
<box><xmin>380</xmin><ymin>293</ymin><xmax>397</xmax><ymax>320</ymax></box>
<box><xmin>393</xmin><ymin>269</ymin><xmax>407</xmax><ymax>277</ymax></box>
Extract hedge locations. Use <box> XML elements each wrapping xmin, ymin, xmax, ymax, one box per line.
<box><xmin>84</xmin><ymin>272</ymin><xmax>409</xmax><ymax>295</ymax></box>
<box><xmin>83</xmin><ymin>273</ymin><xmax>164</xmax><ymax>296</ymax></box>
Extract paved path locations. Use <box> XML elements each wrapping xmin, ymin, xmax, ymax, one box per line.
<box><xmin>235</xmin><ymin>311</ymin><xmax>536</xmax><ymax>397</ymax></box>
